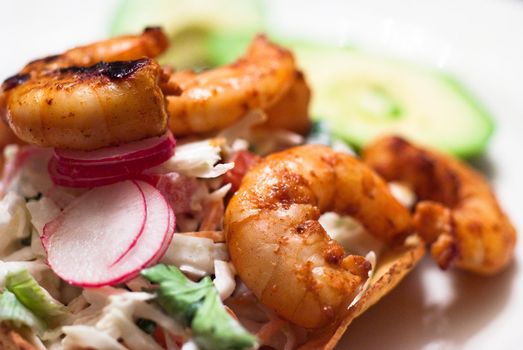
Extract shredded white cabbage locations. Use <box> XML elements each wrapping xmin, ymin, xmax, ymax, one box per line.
<box><xmin>181</xmin><ymin>340</ymin><xmax>199</xmax><ymax>350</ymax></box>
<box><xmin>0</xmin><ymin>191</ymin><xmax>30</xmax><ymax>257</ymax></box>
<box><xmin>389</xmin><ymin>182</ymin><xmax>416</xmax><ymax>209</ymax></box>
<box><xmin>161</xmin><ymin>234</ymin><xmax>229</xmax><ymax>278</ymax></box>
<box><xmin>46</xmin><ymin>186</ymin><xmax>85</xmax><ymax>209</ymax></box>
<box><xmin>67</xmin><ymin>294</ymin><xmax>88</xmax><ymax>314</ymax></box>
<box><xmin>160</xmin><ymin>140</ymin><xmax>233</xmax><ymax>178</ymax></box>
<box><xmin>62</xmin><ymin>326</ymin><xmax>128</xmax><ymax>350</ymax></box>
<box><xmin>30</xmin><ymin>229</ymin><xmax>46</xmax><ymax>258</ymax></box>
<box><xmin>213</xmin><ymin>260</ymin><xmax>236</xmax><ymax>301</ymax></box>
<box><xmin>207</xmin><ymin>183</ymin><xmax>231</xmax><ymax>202</ymax></box>
<box><xmin>318</xmin><ymin>213</ymin><xmax>380</xmax><ymax>309</ymax></box>
<box><xmin>249</xmin><ymin>129</ymin><xmax>303</xmax><ymax>156</ymax></box>
<box><xmin>218</xmin><ymin>109</ymin><xmax>267</xmax><ymax>142</ymax></box>
<box><xmin>6</xmin><ymin>147</ymin><xmax>53</xmax><ymax>199</ymax></box>
<box><xmin>331</xmin><ymin>139</ymin><xmax>356</xmax><ymax>156</ymax></box>
<box><xmin>319</xmin><ymin>212</ymin><xmax>382</xmax><ymax>256</ymax></box>
<box><xmin>0</xmin><ymin>261</ymin><xmax>42</xmax><ymax>287</ymax></box>
<box><xmin>230</xmin><ymin>139</ymin><xmax>249</xmax><ymax>153</ymax></box>
<box><xmin>3</xmin><ymin>246</ymin><xmax>35</xmax><ymax>262</ymax></box>
<box><xmin>63</xmin><ymin>288</ymin><xmax>185</xmax><ymax>350</ymax></box>
<box><xmin>26</xmin><ymin>196</ymin><xmax>61</xmax><ymax>236</ymax></box>
<box><xmin>349</xmin><ymin>251</ymin><xmax>377</xmax><ymax>308</ymax></box>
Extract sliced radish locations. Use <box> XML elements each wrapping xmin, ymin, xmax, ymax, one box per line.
<box><xmin>150</xmin><ymin>200</ymin><xmax>176</xmax><ymax>264</ymax></box>
<box><xmin>103</xmin><ymin>181</ymin><xmax>175</xmax><ymax>285</ymax></box>
<box><xmin>44</xmin><ymin>181</ymin><xmax>147</xmax><ymax>286</ymax></box>
<box><xmin>44</xmin><ymin>180</ymin><xmax>175</xmax><ymax>287</ymax></box>
<box><xmin>48</xmin><ymin>157</ymin><xmax>157</xmax><ymax>188</ymax></box>
<box><xmin>48</xmin><ymin>132</ymin><xmax>176</xmax><ymax>188</ymax></box>
<box><xmin>54</xmin><ymin>147</ymin><xmax>174</xmax><ymax>178</ymax></box>
<box><xmin>55</xmin><ymin>132</ymin><xmax>175</xmax><ymax>164</ymax></box>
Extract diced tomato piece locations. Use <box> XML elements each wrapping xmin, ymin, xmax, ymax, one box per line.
<box><xmin>223</xmin><ymin>151</ymin><xmax>260</xmax><ymax>192</ymax></box>
<box><xmin>153</xmin><ymin>328</ymin><xmax>185</xmax><ymax>349</ymax></box>
<box><xmin>153</xmin><ymin>327</ymin><xmax>167</xmax><ymax>348</ymax></box>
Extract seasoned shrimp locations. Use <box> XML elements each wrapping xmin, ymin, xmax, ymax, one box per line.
<box><xmin>2</xmin><ymin>58</ymin><xmax>168</xmax><ymax>150</ymax></box>
<box><xmin>17</xmin><ymin>27</ymin><xmax>168</xmax><ymax>75</ymax></box>
<box><xmin>363</xmin><ymin>136</ymin><xmax>517</xmax><ymax>275</ymax></box>
<box><xmin>164</xmin><ymin>35</ymin><xmax>308</xmax><ymax>136</ymax></box>
<box><xmin>1</xmin><ymin>28</ymin><xmax>171</xmax><ymax>150</ymax></box>
<box><xmin>224</xmin><ymin>145</ymin><xmax>412</xmax><ymax>328</ymax></box>
<box><xmin>262</xmin><ymin>70</ymin><xmax>311</xmax><ymax>135</ymax></box>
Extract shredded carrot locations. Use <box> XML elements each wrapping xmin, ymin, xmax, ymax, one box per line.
<box><xmin>199</xmin><ymin>199</ymin><xmax>224</xmax><ymax>231</ymax></box>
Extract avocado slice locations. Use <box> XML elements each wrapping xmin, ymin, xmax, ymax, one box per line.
<box><xmin>295</xmin><ymin>46</ymin><xmax>494</xmax><ymax>157</ymax></box>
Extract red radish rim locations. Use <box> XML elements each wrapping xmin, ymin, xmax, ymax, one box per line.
<box><xmin>55</xmin><ymin>132</ymin><xmax>175</xmax><ymax>164</ymax></box>
<box><xmin>48</xmin><ymin>157</ymin><xmax>131</xmax><ymax>188</ymax></box>
<box><xmin>154</xmin><ymin>202</ymin><xmax>176</xmax><ymax>262</ymax></box>
<box><xmin>52</xmin><ymin>181</ymin><xmax>174</xmax><ymax>287</ymax></box>
<box><xmin>43</xmin><ymin>181</ymin><xmax>149</xmax><ymax>285</ymax></box>
<box><xmin>53</xmin><ymin>146</ymin><xmax>174</xmax><ymax>178</ymax></box>
<box><xmin>94</xmin><ymin>181</ymin><xmax>175</xmax><ymax>286</ymax></box>
<box><xmin>109</xmin><ymin>180</ymin><xmax>148</xmax><ymax>266</ymax></box>
<box><xmin>0</xmin><ymin>147</ymin><xmax>49</xmax><ymax>197</ymax></box>
<box><xmin>43</xmin><ymin>180</ymin><xmax>175</xmax><ymax>288</ymax></box>
<box><xmin>48</xmin><ymin>157</ymin><xmax>158</xmax><ymax>188</ymax></box>
<box><xmin>148</xmin><ymin>198</ymin><xmax>176</xmax><ymax>265</ymax></box>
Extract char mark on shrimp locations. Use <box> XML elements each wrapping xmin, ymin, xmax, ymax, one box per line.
<box><xmin>2</xmin><ymin>73</ymin><xmax>30</xmax><ymax>91</ymax></box>
<box><xmin>56</xmin><ymin>58</ymin><xmax>150</xmax><ymax>81</ymax></box>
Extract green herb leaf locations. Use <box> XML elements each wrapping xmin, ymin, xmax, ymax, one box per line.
<box><xmin>0</xmin><ymin>290</ymin><xmax>44</xmax><ymax>330</ymax></box>
<box><xmin>142</xmin><ymin>264</ymin><xmax>257</xmax><ymax>350</ymax></box>
<box><xmin>141</xmin><ymin>264</ymin><xmax>213</xmax><ymax>326</ymax></box>
<box><xmin>5</xmin><ymin>269</ymin><xmax>66</xmax><ymax>326</ymax></box>
<box><xmin>193</xmin><ymin>288</ymin><xmax>257</xmax><ymax>350</ymax></box>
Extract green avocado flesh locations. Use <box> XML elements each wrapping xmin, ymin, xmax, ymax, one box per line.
<box><xmin>294</xmin><ymin>46</ymin><xmax>494</xmax><ymax>157</ymax></box>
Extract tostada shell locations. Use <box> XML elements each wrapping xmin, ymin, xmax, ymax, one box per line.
<box><xmin>299</xmin><ymin>238</ymin><xmax>425</xmax><ymax>349</ymax></box>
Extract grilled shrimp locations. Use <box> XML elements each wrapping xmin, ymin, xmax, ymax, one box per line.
<box><xmin>363</xmin><ymin>136</ymin><xmax>517</xmax><ymax>275</ymax></box>
<box><xmin>224</xmin><ymin>145</ymin><xmax>412</xmax><ymax>329</ymax></box>
<box><xmin>2</xmin><ymin>58</ymin><xmax>168</xmax><ymax>150</ymax></box>
<box><xmin>17</xmin><ymin>27</ymin><xmax>168</xmax><ymax>75</ymax></box>
<box><xmin>164</xmin><ymin>35</ymin><xmax>310</xmax><ymax>136</ymax></box>
<box><xmin>263</xmin><ymin>70</ymin><xmax>311</xmax><ymax>135</ymax></box>
<box><xmin>1</xmin><ymin>28</ymin><xmax>170</xmax><ymax>150</ymax></box>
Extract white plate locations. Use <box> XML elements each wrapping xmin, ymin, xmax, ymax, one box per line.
<box><xmin>1</xmin><ymin>1</ymin><xmax>522</xmax><ymax>349</ymax></box>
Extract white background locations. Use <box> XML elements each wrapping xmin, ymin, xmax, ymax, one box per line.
<box><xmin>1</xmin><ymin>1</ymin><xmax>522</xmax><ymax>349</ymax></box>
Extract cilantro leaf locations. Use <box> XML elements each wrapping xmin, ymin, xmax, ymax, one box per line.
<box><xmin>0</xmin><ymin>289</ymin><xmax>44</xmax><ymax>330</ymax></box>
<box><xmin>141</xmin><ymin>264</ymin><xmax>213</xmax><ymax>326</ymax></box>
<box><xmin>5</xmin><ymin>269</ymin><xmax>66</xmax><ymax>326</ymax></box>
<box><xmin>193</xmin><ymin>287</ymin><xmax>257</xmax><ymax>350</ymax></box>
<box><xmin>141</xmin><ymin>264</ymin><xmax>257</xmax><ymax>350</ymax></box>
